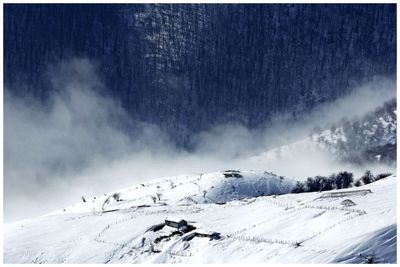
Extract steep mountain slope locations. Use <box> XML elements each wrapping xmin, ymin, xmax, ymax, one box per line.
<box><xmin>251</xmin><ymin>99</ymin><xmax>396</xmax><ymax>166</ymax></box>
<box><xmin>315</xmin><ymin>98</ymin><xmax>396</xmax><ymax>164</ymax></box>
<box><xmin>4</xmin><ymin>4</ymin><xmax>396</xmax><ymax>145</ymax></box>
<box><xmin>4</xmin><ymin>173</ymin><xmax>396</xmax><ymax>263</ymax></box>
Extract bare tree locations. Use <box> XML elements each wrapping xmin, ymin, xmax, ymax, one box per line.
<box><xmin>112</xmin><ymin>192</ymin><xmax>121</xmax><ymax>202</ymax></box>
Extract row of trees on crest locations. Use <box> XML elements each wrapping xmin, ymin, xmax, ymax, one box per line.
<box><xmin>292</xmin><ymin>170</ymin><xmax>391</xmax><ymax>193</ymax></box>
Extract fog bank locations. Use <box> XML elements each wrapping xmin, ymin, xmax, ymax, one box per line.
<box><xmin>4</xmin><ymin>59</ymin><xmax>396</xmax><ymax>222</ymax></box>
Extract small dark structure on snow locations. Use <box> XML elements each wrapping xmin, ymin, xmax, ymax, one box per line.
<box><xmin>223</xmin><ymin>170</ymin><xmax>243</xmax><ymax>178</ymax></box>
<box><xmin>341</xmin><ymin>199</ymin><xmax>356</xmax><ymax>207</ymax></box>
<box><xmin>195</xmin><ymin>231</ymin><xmax>221</xmax><ymax>240</ymax></box>
<box><xmin>182</xmin><ymin>231</ymin><xmax>221</xmax><ymax>241</ymax></box>
<box><xmin>164</xmin><ymin>217</ymin><xmax>196</xmax><ymax>233</ymax></box>
<box><xmin>165</xmin><ymin>217</ymin><xmax>188</xmax><ymax>229</ymax></box>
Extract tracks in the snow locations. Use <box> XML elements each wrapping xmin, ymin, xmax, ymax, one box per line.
<box><xmin>93</xmin><ymin>193</ymin><xmax>367</xmax><ymax>262</ymax></box>
<box><xmin>224</xmin><ymin>196</ymin><xmax>367</xmax><ymax>248</ymax></box>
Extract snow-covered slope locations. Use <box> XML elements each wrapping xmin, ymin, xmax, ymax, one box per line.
<box><xmin>4</xmin><ymin>172</ymin><xmax>396</xmax><ymax>263</ymax></box>
<box><xmin>47</xmin><ymin>170</ymin><xmax>294</xmax><ymax>215</ymax></box>
<box><xmin>315</xmin><ymin>98</ymin><xmax>396</xmax><ymax>164</ymax></box>
<box><xmin>250</xmin><ymin>98</ymin><xmax>397</xmax><ymax>166</ymax></box>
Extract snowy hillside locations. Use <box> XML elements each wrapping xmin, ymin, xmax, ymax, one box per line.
<box><xmin>250</xmin><ymin>99</ymin><xmax>397</xmax><ymax>166</ymax></box>
<box><xmin>45</xmin><ymin>170</ymin><xmax>293</xmax><ymax>215</ymax></box>
<box><xmin>4</xmin><ymin>172</ymin><xmax>396</xmax><ymax>263</ymax></box>
<box><xmin>315</xmin><ymin>98</ymin><xmax>396</xmax><ymax>164</ymax></box>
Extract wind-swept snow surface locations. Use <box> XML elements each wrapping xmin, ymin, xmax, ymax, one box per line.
<box><xmin>4</xmin><ymin>172</ymin><xmax>396</xmax><ymax>264</ymax></box>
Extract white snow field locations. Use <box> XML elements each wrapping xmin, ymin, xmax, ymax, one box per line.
<box><xmin>4</xmin><ymin>171</ymin><xmax>396</xmax><ymax>264</ymax></box>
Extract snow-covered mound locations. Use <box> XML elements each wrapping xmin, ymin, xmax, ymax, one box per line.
<box><xmin>48</xmin><ymin>170</ymin><xmax>294</xmax><ymax>215</ymax></box>
<box><xmin>4</xmin><ymin>174</ymin><xmax>396</xmax><ymax>263</ymax></box>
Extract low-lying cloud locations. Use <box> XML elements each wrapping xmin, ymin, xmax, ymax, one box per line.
<box><xmin>4</xmin><ymin>58</ymin><xmax>396</xmax><ymax>222</ymax></box>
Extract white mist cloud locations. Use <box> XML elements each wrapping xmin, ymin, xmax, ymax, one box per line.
<box><xmin>4</xmin><ymin>58</ymin><xmax>396</xmax><ymax>222</ymax></box>
<box><xmin>192</xmin><ymin>77</ymin><xmax>396</xmax><ymax>158</ymax></box>
<box><xmin>304</xmin><ymin>77</ymin><xmax>396</xmax><ymax>128</ymax></box>
<box><xmin>4</xmin><ymin>58</ymin><xmax>170</xmax><ymax>221</ymax></box>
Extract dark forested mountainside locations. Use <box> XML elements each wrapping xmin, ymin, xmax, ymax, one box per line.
<box><xmin>4</xmin><ymin>4</ymin><xmax>396</xmax><ymax>146</ymax></box>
